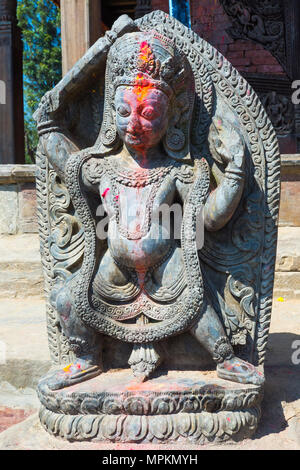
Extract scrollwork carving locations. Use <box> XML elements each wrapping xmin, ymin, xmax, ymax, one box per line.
<box><xmin>220</xmin><ymin>0</ymin><xmax>286</xmax><ymax>72</ymax></box>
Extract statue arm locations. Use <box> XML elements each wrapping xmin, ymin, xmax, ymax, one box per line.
<box><xmin>204</xmin><ymin>122</ymin><xmax>245</xmax><ymax>231</ymax></box>
<box><xmin>39</xmin><ymin>131</ymin><xmax>79</xmax><ymax>182</ymax></box>
<box><xmin>34</xmin><ymin>92</ymin><xmax>79</xmax><ymax>182</ymax></box>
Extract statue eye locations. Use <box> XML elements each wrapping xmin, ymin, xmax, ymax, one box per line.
<box><xmin>140</xmin><ymin>106</ymin><xmax>156</xmax><ymax>120</ymax></box>
<box><xmin>117</xmin><ymin>105</ymin><xmax>130</xmax><ymax>117</ymax></box>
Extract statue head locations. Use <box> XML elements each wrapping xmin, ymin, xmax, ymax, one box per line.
<box><xmin>96</xmin><ymin>31</ymin><xmax>195</xmax><ymax>161</ymax></box>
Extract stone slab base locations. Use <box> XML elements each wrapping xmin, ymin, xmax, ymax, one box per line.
<box><xmin>38</xmin><ymin>369</ymin><xmax>263</xmax><ymax>444</ymax></box>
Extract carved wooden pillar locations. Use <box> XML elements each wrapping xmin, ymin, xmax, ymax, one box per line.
<box><xmin>60</xmin><ymin>0</ymin><xmax>102</xmax><ymax>75</ymax></box>
<box><xmin>0</xmin><ymin>0</ymin><xmax>24</xmax><ymax>163</ymax></box>
<box><xmin>284</xmin><ymin>0</ymin><xmax>300</xmax><ymax>81</ymax></box>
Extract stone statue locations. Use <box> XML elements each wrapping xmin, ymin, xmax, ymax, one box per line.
<box><xmin>34</xmin><ymin>11</ymin><xmax>281</xmax><ymax>444</ymax></box>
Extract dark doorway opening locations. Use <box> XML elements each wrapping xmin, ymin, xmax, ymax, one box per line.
<box><xmin>101</xmin><ymin>0</ymin><xmax>137</xmax><ymax>29</ymax></box>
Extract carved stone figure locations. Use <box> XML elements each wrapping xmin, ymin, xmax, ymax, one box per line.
<box><xmin>34</xmin><ymin>11</ymin><xmax>280</xmax><ymax>444</ymax></box>
<box><xmin>261</xmin><ymin>91</ymin><xmax>294</xmax><ymax>135</ymax></box>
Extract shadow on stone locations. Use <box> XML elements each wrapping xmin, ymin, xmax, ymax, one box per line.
<box><xmin>256</xmin><ymin>332</ymin><xmax>300</xmax><ymax>439</ymax></box>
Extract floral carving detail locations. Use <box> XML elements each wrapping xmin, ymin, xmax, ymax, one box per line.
<box><xmin>39</xmin><ymin>405</ymin><xmax>262</xmax><ymax>443</ymax></box>
<box><xmin>213</xmin><ymin>337</ymin><xmax>234</xmax><ymax>363</ymax></box>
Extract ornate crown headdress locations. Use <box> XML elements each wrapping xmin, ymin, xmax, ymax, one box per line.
<box><xmin>96</xmin><ymin>31</ymin><xmax>195</xmax><ymax>161</ymax></box>
<box><xmin>107</xmin><ymin>31</ymin><xmax>189</xmax><ymax>97</ymax></box>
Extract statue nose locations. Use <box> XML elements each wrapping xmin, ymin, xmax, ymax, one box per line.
<box><xmin>127</xmin><ymin>113</ymin><xmax>142</xmax><ymax>133</ymax></box>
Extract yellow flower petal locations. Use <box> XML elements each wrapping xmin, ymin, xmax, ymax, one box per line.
<box><xmin>63</xmin><ymin>363</ymin><xmax>73</xmax><ymax>373</ymax></box>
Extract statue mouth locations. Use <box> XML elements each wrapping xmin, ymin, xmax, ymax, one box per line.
<box><xmin>126</xmin><ymin>132</ymin><xmax>143</xmax><ymax>143</ymax></box>
<box><xmin>126</xmin><ymin>131</ymin><xmax>142</xmax><ymax>137</ymax></box>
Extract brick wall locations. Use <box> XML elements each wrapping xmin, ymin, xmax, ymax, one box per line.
<box><xmin>190</xmin><ymin>0</ymin><xmax>285</xmax><ymax>75</ymax></box>
<box><xmin>151</xmin><ymin>0</ymin><xmax>285</xmax><ymax>76</ymax></box>
<box><xmin>151</xmin><ymin>0</ymin><xmax>169</xmax><ymax>14</ymax></box>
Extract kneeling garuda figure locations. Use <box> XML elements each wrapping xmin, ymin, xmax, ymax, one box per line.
<box><xmin>34</xmin><ymin>12</ymin><xmax>280</xmax><ymax>392</ymax></box>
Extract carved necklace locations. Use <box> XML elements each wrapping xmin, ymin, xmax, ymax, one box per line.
<box><xmin>105</xmin><ymin>158</ymin><xmax>176</xmax><ymax>187</ymax></box>
<box><xmin>110</xmin><ymin>178</ymin><xmax>160</xmax><ymax>240</ymax></box>
<box><xmin>104</xmin><ymin>159</ymin><xmax>176</xmax><ymax>240</ymax></box>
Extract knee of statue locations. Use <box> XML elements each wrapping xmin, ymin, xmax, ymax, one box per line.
<box><xmin>53</xmin><ymin>287</ymin><xmax>72</xmax><ymax>327</ymax></box>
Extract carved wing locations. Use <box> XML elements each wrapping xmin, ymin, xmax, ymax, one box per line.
<box><xmin>36</xmin><ymin>150</ymin><xmax>72</xmax><ymax>364</ymax></box>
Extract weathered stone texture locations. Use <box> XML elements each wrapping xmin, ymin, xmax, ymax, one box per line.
<box><xmin>0</xmin><ymin>165</ymin><xmax>38</xmax><ymax>234</ymax></box>
<box><xmin>0</xmin><ymin>185</ymin><xmax>18</xmax><ymax>234</ymax></box>
<box><xmin>18</xmin><ymin>183</ymin><xmax>38</xmax><ymax>233</ymax></box>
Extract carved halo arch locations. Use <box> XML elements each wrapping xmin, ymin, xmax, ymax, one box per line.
<box><xmin>35</xmin><ymin>11</ymin><xmax>280</xmax><ymax>366</ymax></box>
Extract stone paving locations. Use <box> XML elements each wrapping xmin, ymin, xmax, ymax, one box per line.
<box><xmin>0</xmin><ymin>407</ymin><xmax>34</xmax><ymax>434</ymax></box>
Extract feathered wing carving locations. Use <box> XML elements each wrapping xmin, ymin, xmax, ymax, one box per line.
<box><xmin>35</xmin><ymin>10</ymin><xmax>280</xmax><ymax>367</ymax></box>
<box><xmin>35</xmin><ymin>150</ymin><xmax>74</xmax><ymax>364</ymax></box>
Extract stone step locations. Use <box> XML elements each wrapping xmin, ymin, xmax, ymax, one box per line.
<box><xmin>274</xmin><ymin>227</ymin><xmax>300</xmax><ymax>299</ymax></box>
<box><xmin>0</xmin><ymin>234</ymin><xmax>44</xmax><ymax>298</ymax></box>
<box><xmin>0</xmin><ymin>269</ymin><xmax>44</xmax><ymax>299</ymax></box>
<box><xmin>0</xmin><ymin>297</ymin><xmax>51</xmax><ymax>389</ymax></box>
<box><xmin>0</xmin><ymin>233</ymin><xmax>41</xmax><ymax>265</ymax></box>
<box><xmin>275</xmin><ymin>227</ymin><xmax>300</xmax><ymax>272</ymax></box>
<box><xmin>274</xmin><ymin>273</ymin><xmax>300</xmax><ymax>300</ymax></box>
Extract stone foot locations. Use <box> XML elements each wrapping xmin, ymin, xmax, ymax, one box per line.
<box><xmin>42</xmin><ymin>358</ymin><xmax>102</xmax><ymax>391</ymax></box>
<box><xmin>128</xmin><ymin>343</ymin><xmax>161</xmax><ymax>382</ymax></box>
<box><xmin>217</xmin><ymin>356</ymin><xmax>264</xmax><ymax>386</ymax></box>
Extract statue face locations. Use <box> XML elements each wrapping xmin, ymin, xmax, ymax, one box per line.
<box><xmin>114</xmin><ymin>85</ymin><xmax>170</xmax><ymax>152</ymax></box>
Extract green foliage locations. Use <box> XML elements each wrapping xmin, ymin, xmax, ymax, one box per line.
<box><xmin>17</xmin><ymin>0</ymin><xmax>62</xmax><ymax>163</ymax></box>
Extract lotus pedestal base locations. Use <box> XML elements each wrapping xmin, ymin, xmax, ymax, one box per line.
<box><xmin>38</xmin><ymin>369</ymin><xmax>263</xmax><ymax>444</ymax></box>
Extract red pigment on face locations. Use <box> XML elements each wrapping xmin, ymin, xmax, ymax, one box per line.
<box><xmin>133</xmin><ymin>41</ymin><xmax>154</xmax><ymax>103</ymax></box>
<box><xmin>122</xmin><ymin>40</ymin><xmax>160</xmax><ymax>276</ymax></box>
<box><xmin>133</xmin><ymin>75</ymin><xmax>153</xmax><ymax>102</ymax></box>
